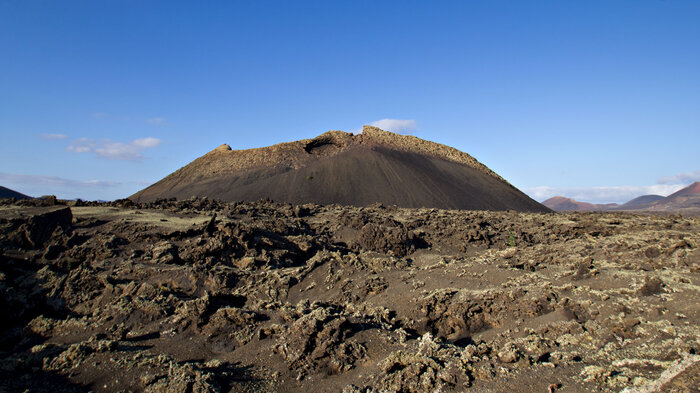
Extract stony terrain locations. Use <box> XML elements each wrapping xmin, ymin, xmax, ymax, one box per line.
<box><xmin>1</xmin><ymin>197</ymin><xmax>699</xmax><ymax>392</ymax></box>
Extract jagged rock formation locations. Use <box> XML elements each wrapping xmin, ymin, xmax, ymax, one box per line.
<box><xmin>131</xmin><ymin>126</ymin><xmax>548</xmax><ymax>212</ymax></box>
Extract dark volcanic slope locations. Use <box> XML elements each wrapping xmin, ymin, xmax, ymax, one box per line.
<box><xmin>131</xmin><ymin>126</ymin><xmax>548</xmax><ymax>212</ymax></box>
<box><xmin>0</xmin><ymin>185</ymin><xmax>30</xmax><ymax>199</ymax></box>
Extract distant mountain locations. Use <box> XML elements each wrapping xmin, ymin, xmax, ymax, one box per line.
<box><xmin>131</xmin><ymin>126</ymin><xmax>550</xmax><ymax>212</ymax></box>
<box><xmin>666</xmin><ymin>181</ymin><xmax>700</xmax><ymax>199</ymax></box>
<box><xmin>542</xmin><ymin>196</ymin><xmax>618</xmax><ymax>212</ymax></box>
<box><xmin>614</xmin><ymin>194</ymin><xmax>664</xmax><ymax>211</ymax></box>
<box><xmin>545</xmin><ymin>182</ymin><xmax>700</xmax><ymax>214</ymax></box>
<box><xmin>646</xmin><ymin>181</ymin><xmax>700</xmax><ymax>212</ymax></box>
<box><xmin>0</xmin><ymin>186</ymin><xmax>30</xmax><ymax>200</ymax></box>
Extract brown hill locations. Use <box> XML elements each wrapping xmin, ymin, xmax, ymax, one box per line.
<box><xmin>542</xmin><ymin>196</ymin><xmax>618</xmax><ymax>211</ymax></box>
<box><xmin>666</xmin><ymin>181</ymin><xmax>700</xmax><ymax>199</ymax></box>
<box><xmin>0</xmin><ymin>185</ymin><xmax>30</xmax><ymax>200</ymax></box>
<box><xmin>131</xmin><ymin>126</ymin><xmax>549</xmax><ymax>212</ymax></box>
<box><xmin>614</xmin><ymin>194</ymin><xmax>664</xmax><ymax>210</ymax></box>
<box><xmin>646</xmin><ymin>181</ymin><xmax>700</xmax><ymax>213</ymax></box>
<box><xmin>545</xmin><ymin>182</ymin><xmax>700</xmax><ymax>214</ymax></box>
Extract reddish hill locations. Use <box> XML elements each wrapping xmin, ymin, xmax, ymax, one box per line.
<box><xmin>646</xmin><ymin>181</ymin><xmax>700</xmax><ymax>212</ymax></box>
<box><xmin>545</xmin><ymin>182</ymin><xmax>700</xmax><ymax>214</ymax></box>
<box><xmin>666</xmin><ymin>181</ymin><xmax>700</xmax><ymax>198</ymax></box>
<box><xmin>131</xmin><ymin>126</ymin><xmax>550</xmax><ymax>212</ymax></box>
<box><xmin>542</xmin><ymin>196</ymin><xmax>617</xmax><ymax>212</ymax></box>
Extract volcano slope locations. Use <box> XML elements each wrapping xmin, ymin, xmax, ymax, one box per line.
<box><xmin>1</xmin><ymin>197</ymin><xmax>698</xmax><ymax>393</ymax></box>
<box><xmin>0</xmin><ymin>185</ymin><xmax>30</xmax><ymax>200</ymax></box>
<box><xmin>130</xmin><ymin>126</ymin><xmax>548</xmax><ymax>213</ymax></box>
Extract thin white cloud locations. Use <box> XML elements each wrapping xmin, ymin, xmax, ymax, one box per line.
<box><xmin>367</xmin><ymin>118</ymin><xmax>417</xmax><ymax>134</ymax></box>
<box><xmin>67</xmin><ymin>137</ymin><xmax>96</xmax><ymax>153</ymax></box>
<box><xmin>67</xmin><ymin>137</ymin><xmax>161</xmax><ymax>160</ymax></box>
<box><xmin>130</xmin><ymin>137</ymin><xmax>160</xmax><ymax>148</ymax></box>
<box><xmin>658</xmin><ymin>170</ymin><xmax>700</xmax><ymax>185</ymax></box>
<box><xmin>526</xmin><ymin>184</ymin><xmax>686</xmax><ymax>204</ymax></box>
<box><xmin>91</xmin><ymin>112</ymin><xmax>107</xmax><ymax>118</ymax></box>
<box><xmin>0</xmin><ymin>173</ymin><xmax>121</xmax><ymax>189</ymax></box>
<box><xmin>40</xmin><ymin>133</ymin><xmax>68</xmax><ymax>140</ymax></box>
<box><xmin>147</xmin><ymin>117</ymin><xmax>167</xmax><ymax>125</ymax></box>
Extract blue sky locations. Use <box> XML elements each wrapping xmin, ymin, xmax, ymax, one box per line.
<box><xmin>1</xmin><ymin>1</ymin><xmax>698</xmax><ymax>202</ymax></box>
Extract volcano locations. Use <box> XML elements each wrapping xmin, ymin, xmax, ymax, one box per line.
<box><xmin>0</xmin><ymin>185</ymin><xmax>30</xmax><ymax>200</ymax></box>
<box><xmin>131</xmin><ymin>126</ymin><xmax>549</xmax><ymax>212</ymax></box>
<box><xmin>645</xmin><ymin>181</ymin><xmax>700</xmax><ymax>212</ymax></box>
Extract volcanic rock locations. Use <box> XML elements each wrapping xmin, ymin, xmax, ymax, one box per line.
<box><xmin>1</xmin><ymin>198</ymin><xmax>698</xmax><ymax>393</ymax></box>
<box><xmin>0</xmin><ymin>206</ymin><xmax>72</xmax><ymax>248</ymax></box>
